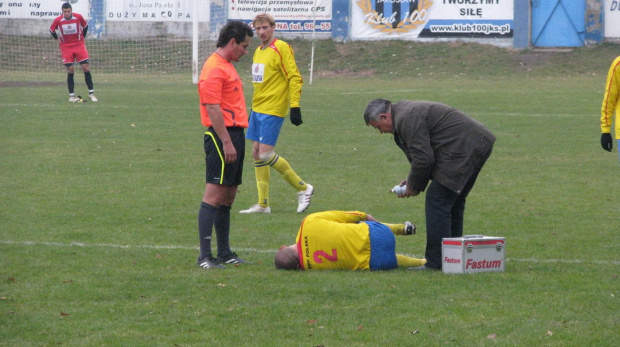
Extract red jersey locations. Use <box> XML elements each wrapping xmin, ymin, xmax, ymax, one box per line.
<box><xmin>198</xmin><ymin>53</ymin><xmax>248</xmax><ymax>128</ymax></box>
<box><xmin>49</xmin><ymin>13</ymin><xmax>88</xmax><ymax>45</ymax></box>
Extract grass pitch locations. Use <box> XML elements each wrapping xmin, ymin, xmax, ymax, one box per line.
<box><xmin>1</xmin><ymin>42</ymin><xmax>619</xmax><ymax>346</ymax></box>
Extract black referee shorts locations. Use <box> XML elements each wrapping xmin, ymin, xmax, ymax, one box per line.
<box><xmin>204</xmin><ymin>127</ymin><xmax>245</xmax><ymax>186</ymax></box>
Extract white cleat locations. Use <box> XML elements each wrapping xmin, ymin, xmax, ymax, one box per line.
<box><xmin>296</xmin><ymin>184</ymin><xmax>314</xmax><ymax>213</ymax></box>
<box><xmin>89</xmin><ymin>94</ymin><xmax>98</xmax><ymax>102</ymax></box>
<box><xmin>239</xmin><ymin>204</ymin><xmax>271</xmax><ymax>214</ymax></box>
<box><xmin>69</xmin><ymin>96</ymin><xmax>78</xmax><ymax>102</ymax></box>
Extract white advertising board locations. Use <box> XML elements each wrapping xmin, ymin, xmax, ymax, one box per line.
<box><xmin>228</xmin><ymin>0</ymin><xmax>333</xmax><ymax>33</ymax></box>
<box><xmin>352</xmin><ymin>0</ymin><xmax>513</xmax><ymax>39</ymax></box>
<box><xmin>0</xmin><ymin>0</ymin><xmax>89</xmax><ymax>19</ymax></box>
<box><xmin>106</xmin><ymin>0</ymin><xmax>209</xmax><ymax>22</ymax></box>
<box><xmin>606</xmin><ymin>0</ymin><xmax>620</xmax><ymax>37</ymax></box>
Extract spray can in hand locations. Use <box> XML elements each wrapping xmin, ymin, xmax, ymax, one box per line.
<box><xmin>391</xmin><ymin>185</ymin><xmax>407</xmax><ymax>195</ymax></box>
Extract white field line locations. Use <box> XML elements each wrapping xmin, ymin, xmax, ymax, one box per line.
<box><xmin>1</xmin><ymin>240</ymin><xmax>618</xmax><ymax>265</ymax></box>
<box><xmin>0</xmin><ymin>240</ymin><xmax>269</xmax><ymax>253</ymax></box>
<box><xmin>0</xmin><ymin>103</ymin><xmax>194</xmax><ymax>109</ymax></box>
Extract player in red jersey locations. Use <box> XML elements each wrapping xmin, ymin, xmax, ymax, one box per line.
<box><xmin>49</xmin><ymin>2</ymin><xmax>97</xmax><ymax>102</ymax></box>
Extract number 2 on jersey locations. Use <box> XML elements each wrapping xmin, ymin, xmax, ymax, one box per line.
<box><xmin>313</xmin><ymin>249</ymin><xmax>338</xmax><ymax>263</ymax></box>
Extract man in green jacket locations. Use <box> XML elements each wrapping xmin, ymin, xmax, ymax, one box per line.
<box><xmin>364</xmin><ymin>99</ymin><xmax>496</xmax><ymax>270</ymax></box>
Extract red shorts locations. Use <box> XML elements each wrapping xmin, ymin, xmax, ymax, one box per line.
<box><xmin>60</xmin><ymin>42</ymin><xmax>89</xmax><ymax>65</ymax></box>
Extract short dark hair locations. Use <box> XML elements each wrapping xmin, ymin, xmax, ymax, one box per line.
<box><xmin>274</xmin><ymin>247</ymin><xmax>300</xmax><ymax>270</ymax></box>
<box><xmin>216</xmin><ymin>21</ymin><xmax>254</xmax><ymax>48</ymax></box>
<box><xmin>62</xmin><ymin>2</ymin><xmax>72</xmax><ymax>10</ymax></box>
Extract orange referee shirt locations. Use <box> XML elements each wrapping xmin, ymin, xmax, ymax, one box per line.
<box><xmin>198</xmin><ymin>53</ymin><xmax>248</xmax><ymax>128</ymax></box>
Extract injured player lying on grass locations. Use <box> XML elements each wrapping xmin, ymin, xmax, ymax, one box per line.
<box><xmin>275</xmin><ymin>210</ymin><xmax>426</xmax><ymax>271</ymax></box>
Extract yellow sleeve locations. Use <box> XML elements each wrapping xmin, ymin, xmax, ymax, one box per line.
<box><xmin>308</xmin><ymin>210</ymin><xmax>367</xmax><ymax>223</ymax></box>
<box><xmin>278</xmin><ymin>41</ymin><xmax>303</xmax><ymax>108</ymax></box>
<box><xmin>601</xmin><ymin>56</ymin><xmax>620</xmax><ymax>138</ymax></box>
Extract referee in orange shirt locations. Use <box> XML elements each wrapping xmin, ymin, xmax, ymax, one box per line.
<box><xmin>195</xmin><ymin>21</ymin><xmax>253</xmax><ymax>269</ymax></box>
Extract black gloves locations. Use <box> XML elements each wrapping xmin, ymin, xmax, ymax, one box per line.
<box><xmin>290</xmin><ymin>107</ymin><xmax>302</xmax><ymax>126</ymax></box>
<box><xmin>601</xmin><ymin>133</ymin><xmax>613</xmax><ymax>151</ymax></box>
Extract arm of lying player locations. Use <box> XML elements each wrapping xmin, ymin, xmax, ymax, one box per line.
<box><xmin>365</xmin><ymin>213</ymin><xmax>377</xmax><ymax>222</ymax></box>
<box><xmin>311</xmin><ymin>210</ymin><xmax>369</xmax><ymax>224</ymax></box>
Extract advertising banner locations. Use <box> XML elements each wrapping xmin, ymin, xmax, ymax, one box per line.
<box><xmin>352</xmin><ymin>0</ymin><xmax>513</xmax><ymax>39</ymax></box>
<box><xmin>228</xmin><ymin>0</ymin><xmax>332</xmax><ymax>33</ymax></box>
<box><xmin>0</xmin><ymin>0</ymin><xmax>89</xmax><ymax>19</ymax></box>
<box><xmin>606</xmin><ymin>0</ymin><xmax>620</xmax><ymax>37</ymax></box>
<box><xmin>106</xmin><ymin>0</ymin><xmax>209</xmax><ymax>22</ymax></box>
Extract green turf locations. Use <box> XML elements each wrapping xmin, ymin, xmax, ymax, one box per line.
<box><xmin>1</xmin><ymin>42</ymin><xmax>619</xmax><ymax>346</ymax></box>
